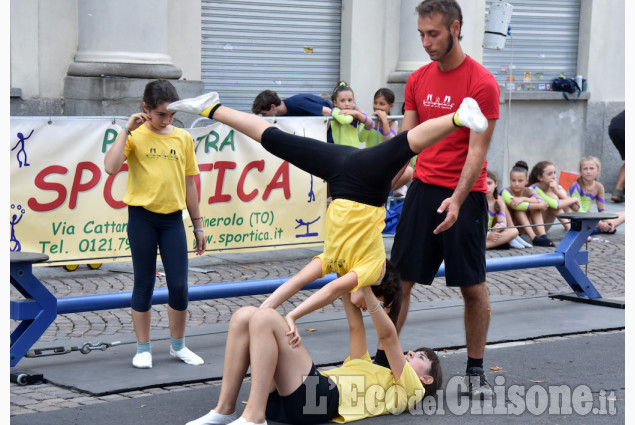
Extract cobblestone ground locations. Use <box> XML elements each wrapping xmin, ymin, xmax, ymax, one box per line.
<box><xmin>10</xmin><ymin>232</ymin><xmax>625</xmax><ymax>416</ymax></box>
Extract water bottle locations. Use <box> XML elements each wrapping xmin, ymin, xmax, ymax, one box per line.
<box><xmin>575</xmin><ymin>75</ymin><xmax>583</xmax><ymax>90</ymax></box>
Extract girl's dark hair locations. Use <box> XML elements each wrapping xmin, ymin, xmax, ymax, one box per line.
<box><xmin>143</xmin><ymin>79</ymin><xmax>180</xmax><ymax>111</ymax></box>
<box><xmin>331</xmin><ymin>80</ymin><xmax>354</xmax><ymax>103</ymax></box>
<box><xmin>413</xmin><ymin>346</ymin><xmax>443</xmax><ymax>397</ymax></box>
<box><xmin>372</xmin><ymin>260</ymin><xmax>402</xmax><ymax>326</ymax></box>
<box><xmin>511</xmin><ymin>160</ymin><xmax>529</xmax><ymax>176</ymax></box>
<box><xmin>486</xmin><ymin>170</ymin><xmax>501</xmax><ymax>213</ymax></box>
<box><xmin>374</xmin><ymin>88</ymin><xmax>395</xmax><ymax>105</ymax></box>
<box><xmin>528</xmin><ymin>160</ymin><xmax>553</xmax><ymax>186</ymax></box>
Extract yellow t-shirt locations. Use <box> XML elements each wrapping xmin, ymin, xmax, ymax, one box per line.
<box><xmin>316</xmin><ymin>199</ymin><xmax>386</xmax><ymax>290</ymax></box>
<box><xmin>123</xmin><ymin>124</ymin><xmax>199</xmax><ymax>214</ymax></box>
<box><xmin>321</xmin><ymin>352</ymin><xmax>425</xmax><ymax>423</ymax></box>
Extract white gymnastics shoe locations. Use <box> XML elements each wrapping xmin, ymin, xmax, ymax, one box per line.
<box><xmin>186</xmin><ymin>409</ymin><xmax>238</xmax><ymax>425</ymax></box>
<box><xmin>454</xmin><ymin>97</ymin><xmax>488</xmax><ymax>133</ymax></box>
<box><xmin>170</xmin><ymin>346</ymin><xmax>204</xmax><ymax>365</ymax></box>
<box><xmin>132</xmin><ymin>351</ymin><xmax>152</xmax><ymax>369</ymax></box>
<box><xmin>228</xmin><ymin>417</ymin><xmax>268</xmax><ymax>425</ymax></box>
<box><xmin>167</xmin><ymin>92</ymin><xmax>220</xmax><ymax>116</ymax></box>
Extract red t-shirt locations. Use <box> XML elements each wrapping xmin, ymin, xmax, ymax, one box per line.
<box><xmin>405</xmin><ymin>55</ymin><xmax>499</xmax><ymax>193</ymax></box>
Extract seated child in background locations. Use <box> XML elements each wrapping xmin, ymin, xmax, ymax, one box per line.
<box><xmin>528</xmin><ymin>160</ymin><xmax>580</xmax><ymax>234</ymax></box>
<box><xmin>568</xmin><ymin>156</ymin><xmax>625</xmax><ymax>234</ymax></box>
<box><xmin>486</xmin><ymin>170</ymin><xmax>525</xmax><ymax>249</ymax></box>
<box><xmin>362</xmin><ymin>88</ymin><xmax>412</xmax><ymax>197</ymax></box>
<box><xmin>328</xmin><ymin>81</ymin><xmax>374</xmax><ymax>147</ymax></box>
<box><xmin>501</xmin><ymin>161</ymin><xmax>554</xmax><ymax>247</ymax></box>
<box><xmin>363</xmin><ymin>88</ymin><xmax>400</xmax><ymax>147</ymax></box>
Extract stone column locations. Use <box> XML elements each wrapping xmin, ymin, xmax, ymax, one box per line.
<box><xmin>394</xmin><ymin>0</ymin><xmax>429</xmax><ymax>73</ymax></box>
<box><xmin>63</xmin><ymin>0</ymin><xmax>204</xmax><ymax>125</ymax></box>
<box><xmin>388</xmin><ymin>0</ymin><xmax>430</xmax><ymax>106</ymax></box>
<box><xmin>67</xmin><ymin>0</ymin><xmax>181</xmax><ymax>79</ymax></box>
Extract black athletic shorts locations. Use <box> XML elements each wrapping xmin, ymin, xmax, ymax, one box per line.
<box><xmin>390</xmin><ymin>180</ymin><xmax>487</xmax><ymax>287</ymax></box>
<box><xmin>265</xmin><ymin>363</ymin><xmax>339</xmax><ymax>424</ymax></box>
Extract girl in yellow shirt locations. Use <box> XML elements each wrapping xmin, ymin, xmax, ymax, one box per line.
<box><xmin>104</xmin><ymin>80</ymin><xmax>206</xmax><ymax>369</ymax></box>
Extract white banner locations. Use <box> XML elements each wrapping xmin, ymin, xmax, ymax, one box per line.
<box><xmin>10</xmin><ymin>116</ymin><xmax>327</xmax><ymax>263</ymax></box>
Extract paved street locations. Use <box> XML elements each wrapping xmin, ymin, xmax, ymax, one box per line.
<box><xmin>9</xmin><ymin>212</ymin><xmax>626</xmax><ymax>420</ymax></box>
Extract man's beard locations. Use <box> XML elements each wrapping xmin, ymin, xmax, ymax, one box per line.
<box><xmin>444</xmin><ymin>31</ymin><xmax>455</xmax><ymax>56</ymax></box>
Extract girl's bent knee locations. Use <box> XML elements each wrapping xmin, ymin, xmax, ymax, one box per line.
<box><xmin>248</xmin><ymin>308</ymin><xmax>282</xmax><ymax>330</ymax></box>
<box><xmin>231</xmin><ymin>306</ymin><xmax>259</xmax><ymax>325</ymax></box>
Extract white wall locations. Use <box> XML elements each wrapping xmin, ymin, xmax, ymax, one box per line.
<box><xmin>585</xmin><ymin>0</ymin><xmax>625</xmax><ymax>101</ymax></box>
<box><xmin>167</xmin><ymin>0</ymin><xmax>202</xmax><ymax>82</ymax></box>
<box><xmin>10</xmin><ymin>0</ymin><xmax>202</xmax><ymax>99</ymax></box>
<box><xmin>340</xmin><ymin>0</ymin><xmax>400</xmax><ymax>112</ymax></box>
<box><xmin>10</xmin><ymin>0</ymin><xmax>77</xmax><ymax>99</ymax></box>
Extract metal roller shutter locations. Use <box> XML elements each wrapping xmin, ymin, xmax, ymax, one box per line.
<box><xmin>201</xmin><ymin>0</ymin><xmax>342</xmax><ymax>112</ymax></box>
<box><xmin>483</xmin><ymin>0</ymin><xmax>581</xmax><ymax>85</ymax></box>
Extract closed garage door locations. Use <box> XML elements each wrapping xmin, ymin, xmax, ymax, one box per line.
<box><xmin>483</xmin><ymin>0</ymin><xmax>581</xmax><ymax>85</ymax></box>
<box><xmin>202</xmin><ymin>0</ymin><xmax>342</xmax><ymax>112</ymax></box>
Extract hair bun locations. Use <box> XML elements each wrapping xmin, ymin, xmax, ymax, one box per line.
<box><xmin>514</xmin><ymin>161</ymin><xmax>529</xmax><ymax>170</ymax></box>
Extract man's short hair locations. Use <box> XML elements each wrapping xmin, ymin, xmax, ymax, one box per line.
<box><xmin>252</xmin><ymin>90</ymin><xmax>282</xmax><ymax>114</ymax></box>
<box><xmin>416</xmin><ymin>0</ymin><xmax>463</xmax><ymax>40</ymax></box>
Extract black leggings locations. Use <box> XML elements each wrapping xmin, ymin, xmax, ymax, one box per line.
<box><xmin>261</xmin><ymin>127</ymin><xmax>415</xmax><ymax>207</ymax></box>
<box><xmin>127</xmin><ymin>206</ymin><xmax>189</xmax><ymax>312</ymax></box>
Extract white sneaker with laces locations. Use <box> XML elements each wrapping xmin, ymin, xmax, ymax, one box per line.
<box><xmin>186</xmin><ymin>409</ymin><xmax>238</xmax><ymax>425</ymax></box>
<box><xmin>170</xmin><ymin>346</ymin><xmax>204</xmax><ymax>365</ymax></box>
<box><xmin>455</xmin><ymin>97</ymin><xmax>488</xmax><ymax>133</ymax></box>
<box><xmin>167</xmin><ymin>92</ymin><xmax>220</xmax><ymax>116</ymax></box>
<box><xmin>132</xmin><ymin>351</ymin><xmax>152</xmax><ymax>369</ymax></box>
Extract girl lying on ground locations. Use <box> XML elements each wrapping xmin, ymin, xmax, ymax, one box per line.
<box><xmin>185</xmin><ymin>286</ymin><xmax>442</xmax><ymax>425</ymax></box>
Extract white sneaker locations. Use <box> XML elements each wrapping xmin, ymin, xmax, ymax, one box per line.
<box><xmin>186</xmin><ymin>409</ymin><xmax>238</xmax><ymax>425</ymax></box>
<box><xmin>132</xmin><ymin>351</ymin><xmax>152</xmax><ymax>369</ymax></box>
<box><xmin>228</xmin><ymin>417</ymin><xmax>267</xmax><ymax>425</ymax></box>
<box><xmin>170</xmin><ymin>346</ymin><xmax>204</xmax><ymax>365</ymax></box>
<box><xmin>167</xmin><ymin>92</ymin><xmax>220</xmax><ymax>116</ymax></box>
<box><xmin>455</xmin><ymin>98</ymin><xmax>488</xmax><ymax>133</ymax></box>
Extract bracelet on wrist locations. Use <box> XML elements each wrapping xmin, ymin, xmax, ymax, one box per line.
<box><xmin>193</xmin><ymin>228</ymin><xmax>204</xmax><ymax>233</ymax></box>
<box><xmin>368</xmin><ymin>301</ymin><xmax>383</xmax><ymax>314</ymax></box>
<box><xmin>123</xmin><ymin>124</ymin><xmax>132</xmax><ymax>136</ymax></box>
<box><xmin>191</xmin><ymin>217</ymin><xmax>201</xmax><ymax>221</ymax></box>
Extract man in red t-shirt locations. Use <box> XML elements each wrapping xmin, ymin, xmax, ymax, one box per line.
<box><xmin>389</xmin><ymin>0</ymin><xmax>499</xmax><ymax>400</ymax></box>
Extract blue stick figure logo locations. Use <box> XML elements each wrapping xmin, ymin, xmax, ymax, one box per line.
<box><xmin>10</xmin><ymin>204</ymin><xmax>26</xmax><ymax>252</ymax></box>
<box><xmin>12</xmin><ymin>129</ymin><xmax>34</xmax><ymax>168</ymax></box>
<box><xmin>295</xmin><ymin>216</ymin><xmax>320</xmax><ymax>238</ymax></box>
<box><xmin>307</xmin><ymin>175</ymin><xmax>316</xmax><ymax>203</ymax></box>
